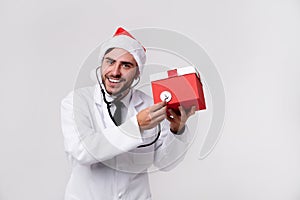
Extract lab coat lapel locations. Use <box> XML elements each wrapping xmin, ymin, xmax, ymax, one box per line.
<box><xmin>93</xmin><ymin>85</ymin><xmax>115</xmax><ymax>129</ymax></box>
<box><xmin>94</xmin><ymin>86</ymin><xmax>144</xmax><ymax>129</ymax></box>
<box><xmin>127</xmin><ymin>90</ymin><xmax>143</xmax><ymax>118</ymax></box>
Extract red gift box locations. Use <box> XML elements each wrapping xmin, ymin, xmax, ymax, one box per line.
<box><xmin>150</xmin><ymin>66</ymin><xmax>206</xmax><ymax>115</ymax></box>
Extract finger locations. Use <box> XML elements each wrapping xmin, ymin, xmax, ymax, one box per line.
<box><xmin>166</xmin><ymin>114</ymin><xmax>176</xmax><ymax>122</ymax></box>
<box><xmin>178</xmin><ymin>106</ymin><xmax>187</xmax><ymax>119</ymax></box>
<box><xmin>187</xmin><ymin>106</ymin><xmax>196</xmax><ymax>117</ymax></box>
<box><xmin>150</xmin><ymin>101</ymin><xmax>166</xmax><ymax>112</ymax></box>
<box><xmin>168</xmin><ymin>109</ymin><xmax>181</xmax><ymax>121</ymax></box>
<box><xmin>151</xmin><ymin>106</ymin><xmax>166</xmax><ymax>118</ymax></box>
<box><xmin>153</xmin><ymin>114</ymin><xmax>166</xmax><ymax>123</ymax></box>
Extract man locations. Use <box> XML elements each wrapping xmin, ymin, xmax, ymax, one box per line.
<box><xmin>61</xmin><ymin>27</ymin><xmax>196</xmax><ymax>200</ymax></box>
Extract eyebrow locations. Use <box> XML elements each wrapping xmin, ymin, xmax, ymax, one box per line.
<box><xmin>104</xmin><ymin>57</ymin><xmax>115</xmax><ymax>62</ymax></box>
<box><xmin>104</xmin><ymin>57</ymin><xmax>135</xmax><ymax>67</ymax></box>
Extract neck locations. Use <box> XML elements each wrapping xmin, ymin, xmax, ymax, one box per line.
<box><xmin>102</xmin><ymin>84</ymin><xmax>131</xmax><ymax>103</ymax></box>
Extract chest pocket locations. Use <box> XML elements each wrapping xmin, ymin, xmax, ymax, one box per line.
<box><xmin>132</xmin><ymin>127</ymin><xmax>160</xmax><ymax>165</ymax></box>
<box><xmin>132</xmin><ymin>151</ymin><xmax>154</xmax><ymax>165</ymax></box>
<box><xmin>132</xmin><ymin>144</ymin><xmax>155</xmax><ymax>165</ymax></box>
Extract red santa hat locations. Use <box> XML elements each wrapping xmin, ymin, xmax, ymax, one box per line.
<box><xmin>99</xmin><ymin>27</ymin><xmax>146</xmax><ymax>73</ymax></box>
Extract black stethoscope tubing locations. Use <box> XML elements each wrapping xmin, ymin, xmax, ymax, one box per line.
<box><xmin>95</xmin><ymin>67</ymin><xmax>161</xmax><ymax>148</ymax></box>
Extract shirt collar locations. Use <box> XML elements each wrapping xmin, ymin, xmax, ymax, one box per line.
<box><xmin>119</xmin><ymin>89</ymin><xmax>132</xmax><ymax>108</ymax></box>
<box><xmin>94</xmin><ymin>84</ymin><xmax>133</xmax><ymax>108</ymax></box>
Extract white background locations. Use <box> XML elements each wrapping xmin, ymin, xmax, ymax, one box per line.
<box><xmin>1</xmin><ymin>0</ymin><xmax>300</xmax><ymax>199</ymax></box>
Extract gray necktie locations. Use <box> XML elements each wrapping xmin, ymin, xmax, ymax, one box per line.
<box><xmin>113</xmin><ymin>101</ymin><xmax>124</xmax><ymax>126</ymax></box>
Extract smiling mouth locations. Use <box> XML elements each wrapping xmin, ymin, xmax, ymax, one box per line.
<box><xmin>109</xmin><ymin>78</ymin><xmax>120</xmax><ymax>83</ymax></box>
<box><xmin>107</xmin><ymin>77</ymin><xmax>125</xmax><ymax>84</ymax></box>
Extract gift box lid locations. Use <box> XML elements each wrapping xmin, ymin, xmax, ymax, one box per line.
<box><xmin>150</xmin><ymin>66</ymin><xmax>200</xmax><ymax>82</ymax></box>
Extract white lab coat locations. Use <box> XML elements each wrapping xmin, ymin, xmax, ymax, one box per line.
<box><xmin>61</xmin><ymin>85</ymin><xmax>192</xmax><ymax>200</ymax></box>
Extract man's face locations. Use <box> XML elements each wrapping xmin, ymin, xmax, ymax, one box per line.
<box><xmin>101</xmin><ymin>48</ymin><xmax>139</xmax><ymax>96</ymax></box>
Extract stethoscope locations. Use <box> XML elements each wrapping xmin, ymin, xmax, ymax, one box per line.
<box><xmin>95</xmin><ymin>66</ymin><xmax>161</xmax><ymax>148</ymax></box>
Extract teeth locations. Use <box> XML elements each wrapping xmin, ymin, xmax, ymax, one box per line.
<box><xmin>109</xmin><ymin>78</ymin><xmax>121</xmax><ymax>83</ymax></box>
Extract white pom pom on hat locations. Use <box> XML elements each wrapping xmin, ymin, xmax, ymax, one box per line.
<box><xmin>99</xmin><ymin>27</ymin><xmax>146</xmax><ymax>73</ymax></box>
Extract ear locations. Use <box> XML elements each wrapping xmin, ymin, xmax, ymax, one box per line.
<box><xmin>135</xmin><ymin>69</ymin><xmax>140</xmax><ymax>79</ymax></box>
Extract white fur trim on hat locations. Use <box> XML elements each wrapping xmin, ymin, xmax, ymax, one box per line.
<box><xmin>99</xmin><ymin>34</ymin><xmax>146</xmax><ymax>73</ymax></box>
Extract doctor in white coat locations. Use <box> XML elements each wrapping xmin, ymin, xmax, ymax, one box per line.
<box><xmin>61</xmin><ymin>27</ymin><xmax>196</xmax><ymax>200</ymax></box>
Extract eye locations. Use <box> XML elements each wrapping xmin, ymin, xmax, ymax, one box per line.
<box><xmin>104</xmin><ymin>58</ymin><xmax>115</xmax><ymax>66</ymax></box>
<box><xmin>122</xmin><ymin>64</ymin><xmax>131</xmax><ymax>69</ymax></box>
<box><xmin>106</xmin><ymin>59</ymin><xmax>114</xmax><ymax>65</ymax></box>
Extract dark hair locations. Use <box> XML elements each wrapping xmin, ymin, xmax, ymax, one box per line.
<box><xmin>104</xmin><ymin>48</ymin><xmax>115</xmax><ymax>56</ymax></box>
<box><xmin>101</xmin><ymin>48</ymin><xmax>115</xmax><ymax>64</ymax></box>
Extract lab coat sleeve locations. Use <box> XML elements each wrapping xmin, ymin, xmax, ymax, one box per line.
<box><xmin>153</xmin><ymin>120</ymin><xmax>193</xmax><ymax>171</ymax></box>
<box><xmin>61</xmin><ymin>91</ymin><xmax>143</xmax><ymax>165</ymax></box>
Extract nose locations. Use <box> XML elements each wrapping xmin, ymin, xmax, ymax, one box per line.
<box><xmin>111</xmin><ymin>63</ymin><xmax>121</xmax><ymax>76</ymax></box>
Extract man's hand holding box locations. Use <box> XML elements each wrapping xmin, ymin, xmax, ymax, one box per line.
<box><xmin>151</xmin><ymin>66</ymin><xmax>206</xmax><ymax>116</ymax></box>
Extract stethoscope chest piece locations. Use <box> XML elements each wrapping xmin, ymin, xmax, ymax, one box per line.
<box><xmin>160</xmin><ymin>91</ymin><xmax>172</xmax><ymax>102</ymax></box>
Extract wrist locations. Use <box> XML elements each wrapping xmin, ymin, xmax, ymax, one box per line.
<box><xmin>170</xmin><ymin>125</ymin><xmax>185</xmax><ymax>135</ymax></box>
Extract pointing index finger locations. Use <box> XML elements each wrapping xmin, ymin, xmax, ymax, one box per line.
<box><xmin>150</xmin><ymin>101</ymin><xmax>166</xmax><ymax>112</ymax></box>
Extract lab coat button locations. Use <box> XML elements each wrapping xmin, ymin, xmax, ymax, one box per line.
<box><xmin>118</xmin><ymin>193</ymin><xmax>122</xmax><ymax>199</ymax></box>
